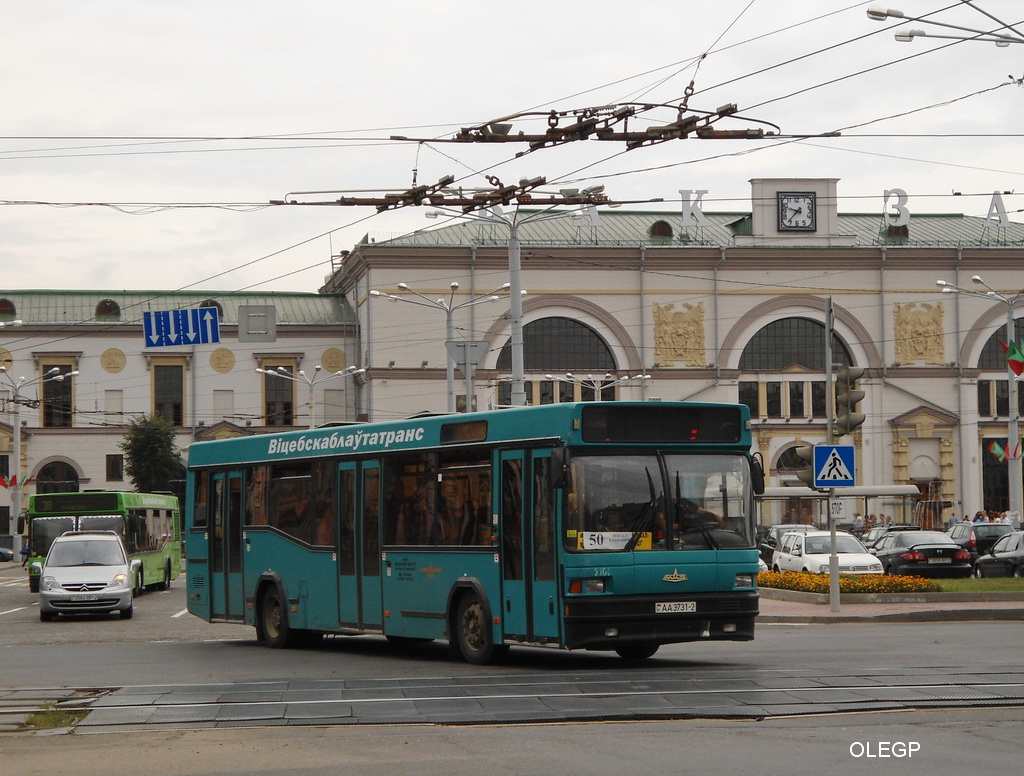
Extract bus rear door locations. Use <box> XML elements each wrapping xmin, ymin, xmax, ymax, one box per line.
<box><xmin>499</xmin><ymin>449</ymin><xmax>560</xmax><ymax>645</ymax></box>
<box><xmin>210</xmin><ymin>471</ymin><xmax>245</xmax><ymax>621</ymax></box>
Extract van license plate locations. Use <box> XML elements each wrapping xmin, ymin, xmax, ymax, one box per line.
<box><xmin>71</xmin><ymin>594</ymin><xmax>99</xmax><ymax>601</ymax></box>
<box><xmin>655</xmin><ymin>601</ymin><xmax>696</xmax><ymax>613</ymax></box>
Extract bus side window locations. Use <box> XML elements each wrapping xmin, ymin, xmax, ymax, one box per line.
<box><xmin>193</xmin><ymin>473</ymin><xmax>210</xmax><ymax>528</ymax></box>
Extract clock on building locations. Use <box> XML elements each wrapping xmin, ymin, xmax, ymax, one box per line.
<box><xmin>777</xmin><ymin>191</ymin><xmax>816</xmax><ymax>231</ymax></box>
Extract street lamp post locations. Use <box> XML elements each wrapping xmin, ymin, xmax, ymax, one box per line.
<box><xmin>426</xmin><ymin>188</ymin><xmax>608</xmax><ymax>406</ymax></box>
<box><xmin>370</xmin><ymin>282</ymin><xmax>513</xmax><ymax>413</ymax></box>
<box><xmin>545</xmin><ymin>372</ymin><xmax>652</xmax><ymax>401</ymax></box>
<box><xmin>867</xmin><ymin>4</ymin><xmax>1024</xmax><ymax>46</ymax></box>
<box><xmin>937</xmin><ymin>276</ymin><xmax>1024</xmax><ymax>520</ymax></box>
<box><xmin>1</xmin><ymin>366</ymin><xmax>79</xmax><ymax>547</ymax></box>
<box><xmin>255</xmin><ymin>364</ymin><xmax>365</xmax><ymax>429</ymax></box>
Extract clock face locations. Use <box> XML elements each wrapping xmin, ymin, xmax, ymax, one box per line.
<box><xmin>778</xmin><ymin>192</ymin><xmax>816</xmax><ymax>231</ymax></box>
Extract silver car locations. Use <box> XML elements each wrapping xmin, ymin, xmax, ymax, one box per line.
<box><xmin>35</xmin><ymin>531</ymin><xmax>139</xmax><ymax>621</ymax></box>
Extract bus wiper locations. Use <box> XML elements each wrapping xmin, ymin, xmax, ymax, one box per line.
<box><xmin>623</xmin><ymin>468</ymin><xmax>658</xmax><ymax>552</ymax></box>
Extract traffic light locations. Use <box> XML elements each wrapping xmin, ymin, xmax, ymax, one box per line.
<box><xmin>795</xmin><ymin>444</ymin><xmax>816</xmax><ymax>487</ymax></box>
<box><xmin>834</xmin><ymin>365</ymin><xmax>866</xmax><ymax>436</ymax></box>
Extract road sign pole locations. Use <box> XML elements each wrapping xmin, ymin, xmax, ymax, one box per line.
<box><xmin>829</xmin><ymin>487</ymin><xmax>840</xmax><ymax>612</ymax></box>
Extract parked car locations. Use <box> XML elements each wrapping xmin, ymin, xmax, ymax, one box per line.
<box><xmin>772</xmin><ymin>530</ymin><xmax>882</xmax><ymax>574</ymax></box>
<box><xmin>869</xmin><ymin>530</ymin><xmax>972</xmax><ymax>577</ymax></box>
<box><xmin>0</xmin><ymin>546</ymin><xmax>13</xmax><ymax>562</ymax></box>
<box><xmin>861</xmin><ymin>523</ymin><xmax>921</xmax><ymax>550</ymax></box>
<box><xmin>974</xmin><ymin>531</ymin><xmax>1024</xmax><ymax>578</ymax></box>
<box><xmin>758</xmin><ymin>524</ymin><xmax>818</xmax><ymax>565</ymax></box>
<box><xmin>34</xmin><ymin>530</ymin><xmax>140</xmax><ymax>621</ymax></box>
<box><xmin>947</xmin><ymin>521</ymin><xmax>1015</xmax><ymax>566</ymax></box>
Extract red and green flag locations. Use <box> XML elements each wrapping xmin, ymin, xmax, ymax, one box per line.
<box><xmin>998</xmin><ymin>340</ymin><xmax>1024</xmax><ymax>377</ymax></box>
<box><xmin>989</xmin><ymin>440</ymin><xmax>1007</xmax><ymax>462</ymax></box>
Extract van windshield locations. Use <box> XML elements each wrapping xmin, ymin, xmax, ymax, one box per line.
<box><xmin>47</xmin><ymin>540</ymin><xmax>126</xmax><ymax>567</ymax></box>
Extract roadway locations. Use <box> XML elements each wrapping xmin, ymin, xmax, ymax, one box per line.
<box><xmin>2</xmin><ymin>560</ymin><xmax>1023</xmax><ymax>774</ymax></box>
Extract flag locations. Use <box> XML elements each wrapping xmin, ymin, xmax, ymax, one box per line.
<box><xmin>989</xmin><ymin>440</ymin><xmax>1007</xmax><ymax>462</ymax></box>
<box><xmin>999</xmin><ymin>340</ymin><xmax>1024</xmax><ymax>377</ymax></box>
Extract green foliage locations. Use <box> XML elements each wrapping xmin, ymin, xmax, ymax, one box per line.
<box><xmin>118</xmin><ymin>413</ymin><xmax>184</xmax><ymax>493</ymax></box>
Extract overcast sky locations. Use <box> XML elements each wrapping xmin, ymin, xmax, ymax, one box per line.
<box><xmin>3</xmin><ymin>1</ymin><xmax>1023</xmax><ymax>295</ymax></box>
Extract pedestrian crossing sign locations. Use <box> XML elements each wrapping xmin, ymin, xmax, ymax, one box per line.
<box><xmin>813</xmin><ymin>445</ymin><xmax>856</xmax><ymax>488</ymax></box>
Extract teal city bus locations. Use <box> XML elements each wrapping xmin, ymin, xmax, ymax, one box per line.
<box><xmin>184</xmin><ymin>402</ymin><xmax>765</xmax><ymax>663</ymax></box>
<box><xmin>23</xmin><ymin>490</ymin><xmax>182</xmax><ymax>593</ymax></box>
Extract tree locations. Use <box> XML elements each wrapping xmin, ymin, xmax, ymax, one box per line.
<box><xmin>119</xmin><ymin>413</ymin><xmax>184</xmax><ymax>493</ymax></box>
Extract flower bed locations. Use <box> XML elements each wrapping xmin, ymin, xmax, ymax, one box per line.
<box><xmin>757</xmin><ymin>570</ymin><xmax>942</xmax><ymax>594</ymax></box>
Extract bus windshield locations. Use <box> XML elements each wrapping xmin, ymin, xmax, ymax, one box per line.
<box><xmin>29</xmin><ymin>516</ymin><xmax>76</xmax><ymax>558</ymax></box>
<box><xmin>565</xmin><ymin>453</ymin><xmax>755</xmax><ymax>552</ymax></box>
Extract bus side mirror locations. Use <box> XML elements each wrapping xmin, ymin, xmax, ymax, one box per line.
<box><xmin>751</xmin><ymin>453</ymin><xmax>766</xmax><ymax>495</ymax></box>
<box><xmin>550</xmin><ymin>447</ymin><xmax>570</xmax><ymax>490</ymax></box>
<box><xmin>16</xmin><ymin>516</ymin><xmax>25</xmax><ymax>535</ymax></box>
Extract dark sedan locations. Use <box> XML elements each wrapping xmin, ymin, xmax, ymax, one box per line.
<box><xmin>974</xmin><ymin>531</ymin><xmax>1024</xmax><ymax>578</ymax></box>
<box><xmin>869</xmin><ymin>530</ymin><xmax>972</xmax><ymax>577</ymax></box>
<box><xmin>0</xmin><ymin>546</ymin><xmax>14</xmax><ymax>562</ymax></box>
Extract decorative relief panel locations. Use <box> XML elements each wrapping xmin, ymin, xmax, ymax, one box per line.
<box><xmin>653</xmin><ymin>302</ymin><xmax>706</xmax><ymax>367</ymax></box>
<box><xmin>894</xmin><ymin>302</ymin><xmax>944</xmax><ymax>365</ymax></box>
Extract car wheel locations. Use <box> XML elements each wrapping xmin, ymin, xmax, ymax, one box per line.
<box><xmin>120</xmin><ymin>603</ymin><xmax>133</xmax><ymax>619</ymax></box>
<box><xmin>974</xmin><ymin>565</ymin><xmax>984</xmax><ymax>578</ymax></box>
<box><xmin>1014</xmin><ymin>567</ymin><xmax>1022</xmax><ymax>579</ymax></box>
<box><xmin>772</xmin><ymin>565</ymin><xmax>781</xmax><ymax>573</ymax></box>
<box><xmin>40</xmin><ymin>610</ymin><xmax>55</xmax><ymax>622</ymax></box>
<box><xmin>884</xmin><ymin>565</ymin><xmax>897</xmax><ymax>576</ymax></box>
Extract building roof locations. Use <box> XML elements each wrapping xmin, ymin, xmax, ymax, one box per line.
<box><xmin>364</xmin><ymin>210</ymin><xmax>1024</xmax><ymax>249</ymax></box>
<box><xmin>0</xmin><ymin>290</ymin><xmax>356</xmax><ymax>326</ymax></box>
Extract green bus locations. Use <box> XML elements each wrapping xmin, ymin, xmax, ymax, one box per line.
<box><xmin>185</xmin><ymin>402</ymin><xmax>765</xmax><ymax>663</ymax></box>
<box><xmin>23</xmin><ymin>490</ymin><xmax>181</xmax><ymax>593</ymax></box>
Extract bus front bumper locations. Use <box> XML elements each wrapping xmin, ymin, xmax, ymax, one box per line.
<box><xmin>562</xmin><ymin>590</ymin><xmax>759</xmax><ymax>650</ymax></box>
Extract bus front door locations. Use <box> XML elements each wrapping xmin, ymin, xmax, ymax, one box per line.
<box><xmin>210</xmin><ymin>471</ymin><xmax>245</xmax><ymax>621</ymax></box>
<box><xmin>337</xmin><ymin>461</ymin><xmax>383</xmax><ymax>631</ymax></box>
<box><xmin>499</xmin><ymin>450</ymin><xmax>560</xmax><ymax>644</ymax></box>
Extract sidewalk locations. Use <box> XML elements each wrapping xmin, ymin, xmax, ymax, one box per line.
<box><xmin>758</xmin><ymin>586</ymin><xmax>1024</xmax><ymax>623</ymax></box>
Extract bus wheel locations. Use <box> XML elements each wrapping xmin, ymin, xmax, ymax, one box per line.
<box><xmin>161</xmin><ymin>561</ymin><xmax>172</xmax><ymax>591</ymax></box>
<box><xmin>454</xmin><ymin>593</ymin><xmax>500</xmax><ymax>665</ymax></box>
<box><xmin>29</xmin><ymin>577</ymin><xmax>39</xmax><ymax>593</ymax></box>
<box><xmin>134</xmin><ymin>565</ymin><xmax>144</xmax><ymax>596</ymax></box>
<box><xmin>259</xmin><ymin>587</ymin><xmax>294</xmax><ymax>649</ymax></box>
<box><xmin>615</xmin><ymin>642</ymin><xmax>659</xmax><ymax>660</ymax></box>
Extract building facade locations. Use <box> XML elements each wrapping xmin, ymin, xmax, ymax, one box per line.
<box><xmin>0</xmin><ymin>290</ymin><xmax>358</xmax><ymax>553</ymax></box>
<box><xmin>323</xmin><ymin>177</ymin><xmax>1024</xmax><ymax>525</ymax></box>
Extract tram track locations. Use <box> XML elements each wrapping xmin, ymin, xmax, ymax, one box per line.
<box><xmin>5</xmin><ymin>669</ymin><xmax>1024</xmax><ymax>732</ymax></box>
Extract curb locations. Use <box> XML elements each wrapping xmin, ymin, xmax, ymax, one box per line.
<box><xmin>758</xmin><ymin>587</ymin><xmax>1024</xmax><ymax>605</ymax></box>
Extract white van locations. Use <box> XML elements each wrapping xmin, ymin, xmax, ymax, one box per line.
<box><xmin>34</xmin><ymin>531</ymin><xmax>140</xmax><ymax>621</ymax></box>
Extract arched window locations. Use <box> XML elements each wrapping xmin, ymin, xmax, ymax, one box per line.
<box><xmin>36</xmin><ymin>461</ymin><xmax>80</xmax><ymax>493</ymax></box>
<box><xmin>976</xmin><ymin>318</ymin><xmax>1024</xmax><ymax>418</ymax></box>
<box><xmin>0</xmin><ymin>298</ymin><xmax>16</xmax><ymax>321</ymax></box>
<box><xmin>199</xmin><ymin>299</ymin><xmax>224</xmax><ymax>320</ymax></box>
<box><xmin>496</xmin><ymin>317</ymin><xmax>617</xmax><ymax>405</ymax></box>
<box><xmin>978</xmin><ymin>318</ymin><xmax>1024</xmax><ymax>369</ymax></box>
<box><xmin>496</xmin><ymin>316</ymin><xmax>614</xmax><ymax>371</ymax></box>
<box><xmin>739</xmin><ymin>317</ymin><xmax>852</xmax><ymax>371</ymax></box>
<box><xmin>648</xmin><ymin>220</ymin><xmax>673</xmax><ymax>243</ymax></box>
<box><xmin>738</xmin><ymin>317</ymin><xmax>854</xmax><ymax>422</ymax></box>
<box><xmin>95</xmin><ymin>299</ymin><xmax>120</xmax><ymax>320</ymax></box>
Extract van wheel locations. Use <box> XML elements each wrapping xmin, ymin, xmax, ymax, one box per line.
<box><xmin>453</xmin><ymin>592</ymin><xmax>503</xmax><ymax>665</ymax></box>
<box><xmin>120</xmin><ymin>603</ymin><xmax>134</xmax><ymax>619</ymax></box>
<box><xmin>40</xmin><ymin>610</ymin><xmax>54</xmax><ymax>622</ymax></box>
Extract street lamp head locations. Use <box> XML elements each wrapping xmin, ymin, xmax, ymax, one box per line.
<box><xmin>972</xmin><ymin>275</ymin><xmax>984</xmax><ymax>283</ymax></box>
<box><xmin>867</xmin><ymin>5</ymin><xmax>904</xmax><ymax>21</ymax></box>
<box><xmin>397</xmin><ymin>283</ymin><xmax>409</xmax><ymax>290</ymax></box>
<box><xmin>369</xmin><ymin>290</ymin><xmax>382</xmax><ymax>297</ymax></box>
<box><xmin>450</xmin><ymin>281</ymin><xmax>459</xmax><ymax>291</ymax></box>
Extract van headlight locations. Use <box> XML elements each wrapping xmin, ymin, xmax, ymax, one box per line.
<box><xmin>40</xmin><ymin>576</ymin><xmax>59</xmax><ymax>592</ymax></box>
<box><xmin>734</xmin><ymin>573</ymin><xmax>754</xmax><ymax>588</ymax></box>
<box><xmin>110</xmin><ymin>573</ymin><xmax>130</xmax><ymax>589</ymax></box>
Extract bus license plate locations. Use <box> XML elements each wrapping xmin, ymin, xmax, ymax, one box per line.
<box><xmin>655</xmin><ymin>601</ymin><xmax>696</xmax><ymax>613</ymax></box>
<box><xmin>928</xmin><ymin>557</ymin><xmax>951</xmax><ymax>564</ymax></box>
